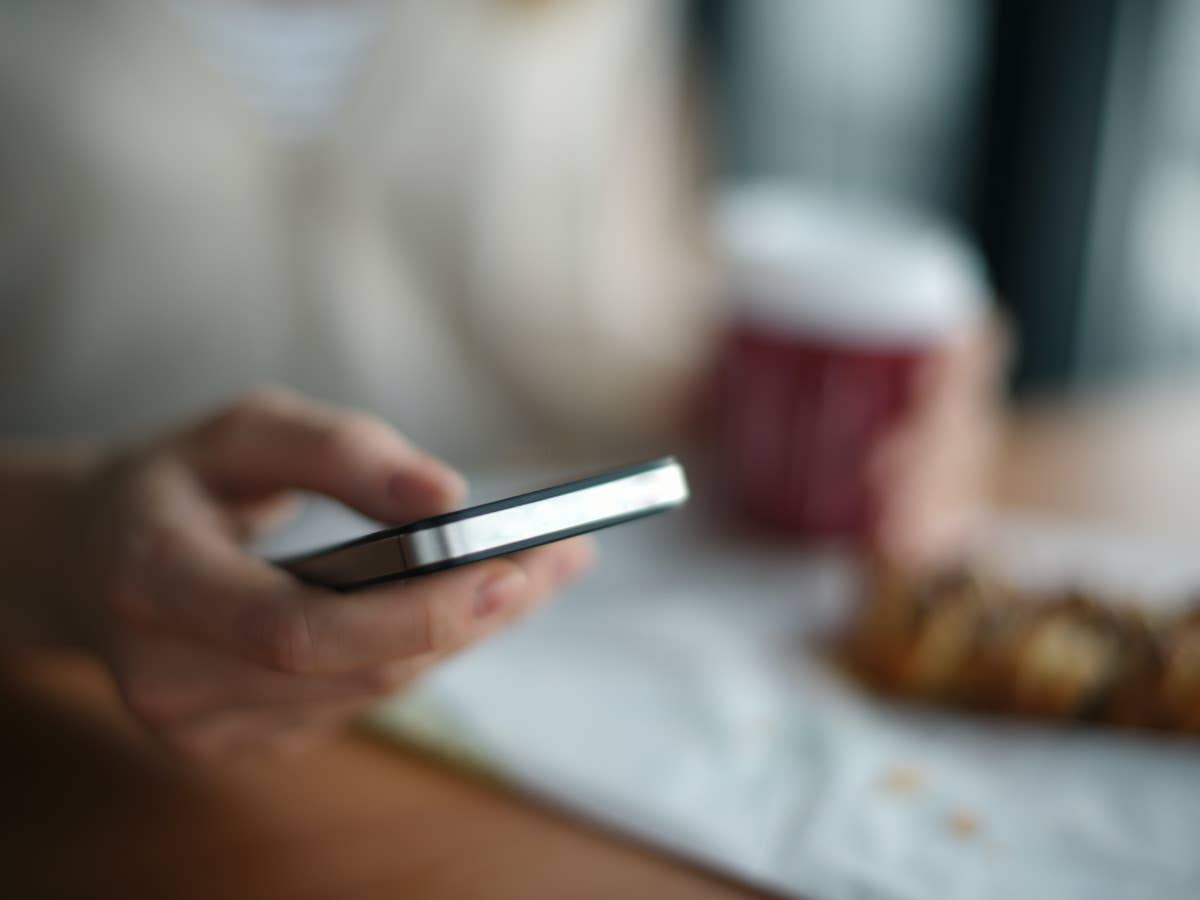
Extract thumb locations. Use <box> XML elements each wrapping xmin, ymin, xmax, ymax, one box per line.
<box><xmin>179</xmin><ymin>388</ymin><xmax>467</xmax><ymax>523</ymax></box>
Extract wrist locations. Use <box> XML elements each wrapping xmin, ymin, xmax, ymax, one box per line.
<box><xmin>0</xmin><ymin>443</ymin><xmax>105</xmax><ymax>651</ymax></box>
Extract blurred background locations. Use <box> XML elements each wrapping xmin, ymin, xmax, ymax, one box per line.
<box><xmin>5</xmin><ymin>0</ymin><xmax>1199</xmax><ymax>454</ymax></box>
<box><xmin>692</xmin><ymin>0</ymin><xmax>1200</xmax><ymax>392</ymax></box>
<box><xmin>4</xmin><ymin>3</ymin><xmax>1200</xmax><ymax>898</ymax></box>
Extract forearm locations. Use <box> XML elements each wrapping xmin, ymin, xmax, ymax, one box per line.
<box><xmin>0</xmin><ymin>443</ymin><xmax>102</xmax><ymax>649</ymax></box>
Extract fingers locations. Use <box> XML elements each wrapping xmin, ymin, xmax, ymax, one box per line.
<box><xmin>293</xmin><ymin>537</ymin><xmax>595</xmax><ymax>672</ymax></box>
<box><xmin>113</xmin><ymin>633</ymin><xmax>399</xmax><ymax>719</ymax></box>
<box><xmin>224</xmin><ymin>491</ymin><xmax>304</xmax><ymax>542</ymax></box>
<box><xmin>96</xmin><ymin>388</ymin><xmax>603</xmax><ymax>762</ymax></box>
<box><xmin>116</xmin><ymin>536</ymin><xmax>594</xmax><ymax>762</ymax></box>
<box><xmin>180</xmin><ymin>387</ymin><xmax>467</xmax><ymax>523</ymax></box>
<box><xmin>110</xmin><ymin>512</ymin><xmax>320</xmax><ymax>669</ymax></box>
<box><xmin>111</xmin><ymin>509</ymin><xmax>594</xmax><ymax>675</ymax></box>
<box><xmin>867</xmin><ymin>318</ymin><xmax>1006</xmax><ymax>570</ymax></box>
<box><xmin>118</xmin><ymin>633</ymin><xmax>382</xmax><ymax>762</ymax></box>
<box><xmin>114</xmin><ymin>536</ymin><xmax>593</xmax><ymax>763</ymax></box>
<box><xmin>161</xmin><ymin>699</ymin><xmax>373</xmax><ymax>762</ymax></box>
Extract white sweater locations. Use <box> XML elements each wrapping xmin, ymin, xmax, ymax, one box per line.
<box><xmin>0</xmin><ymin>0</ymin><xmax>713</xmax><ymax>463</ymax></box>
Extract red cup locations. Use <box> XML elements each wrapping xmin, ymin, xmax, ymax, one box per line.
<box><xmin>714</xmin><ymin>184</ymin><xmax>986</xmax><ymax>541</ymax></box>
<box><xmin>717</xmin><ymin>324</ymin><xmax>924</xmax><ymax>537</ymax></box>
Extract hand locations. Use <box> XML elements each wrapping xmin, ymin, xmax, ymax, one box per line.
<box><xmin>868</xmin><ymin>317</ymin><xmax>1009</xmax><ymax>570</ymax></box>
<box><xmin>21</xmin><ymin>388</ymin><xmax>594</xmax><ymax>760</ymax></box>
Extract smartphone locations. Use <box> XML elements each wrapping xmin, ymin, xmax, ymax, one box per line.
<box><xmin>277</xmin><ymin>456</ymin><xmax>689</xmax><ymax>590</ymax></box>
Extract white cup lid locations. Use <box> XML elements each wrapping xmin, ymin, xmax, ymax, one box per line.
<box><xmin>717</xmin><ymin>182</ymin><xmax>989</xmax><ymax>346</ymax></box>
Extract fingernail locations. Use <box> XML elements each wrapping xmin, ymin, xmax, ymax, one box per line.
<box><xmin>417</xmin><ymin>454</ymin><xmax>468</xmax><ymax>499</ymax></box>
<box><xmin>554</xmin><ymin>554</ymin><xmax>581</xmax><ymax>586</ymax></box>
<box><xmin>551</xmin><ymin>545</ymin><xmax>593</xmax><ymax>589</ymax></box>
<box><xmin>440</xmin><ymin>468</ymin><xmax>469</xmax><ymax>502</ymax></box>
<box><xmin>474</xmin><ymin>567</ymin><xmax>526</xmax><ymax>618</ymax></box>
<box><xmin>389</xmin><ymin>466</ymin><xmax>468</xmax><ymax>506</ymax></box>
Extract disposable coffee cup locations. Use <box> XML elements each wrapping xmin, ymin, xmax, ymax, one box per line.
<box><xmin>714</xmin><ymin>182</ymin><xmax>988</xmax><ymax>539</ymax></box>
